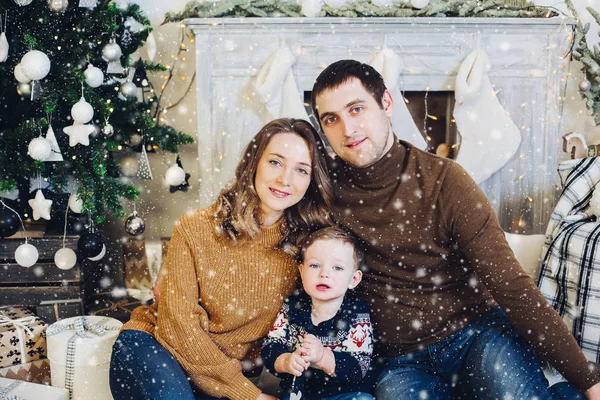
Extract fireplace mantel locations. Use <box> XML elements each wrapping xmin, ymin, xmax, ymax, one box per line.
<box><xmin>186</xmin><ymin>17</ymin><xmax>574</xmax><ymax>233</ymax></box>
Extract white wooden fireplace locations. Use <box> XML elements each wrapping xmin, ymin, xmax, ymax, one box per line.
<box><xmin>186</xmin><ymin>17</ymin><xmax>573</xmax><ymax>234</ymax></box>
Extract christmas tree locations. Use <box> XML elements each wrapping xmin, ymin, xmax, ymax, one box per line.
<box><xmin>567</xmin><ymin>0</ymin><xmax>600</xmax><ymax>126</ymax></box>
<box><xmin>0</xmin><ymin>0</ymin><xmax>193</xmax><ymax>226</ymax></box>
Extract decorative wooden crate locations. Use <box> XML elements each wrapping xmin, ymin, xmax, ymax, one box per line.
<box><xmin>0</xmin><ymin>236</ymin><xmax>84</xmax><ymax>306</ymax></box>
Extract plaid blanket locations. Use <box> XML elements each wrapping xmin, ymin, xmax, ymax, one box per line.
<box><xmin>538</xmin><ymin>157</ymin><xmax>600</xmax><ymax>363</ymax></box>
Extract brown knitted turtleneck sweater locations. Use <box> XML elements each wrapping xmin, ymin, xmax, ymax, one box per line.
<box><xmin>123</xmin><ymin>206</ymin><xmax>298</xmax><ymax>400</ymax></box>
<box><xmin>328</xmin><ymin>139</ymin><xmax>599</xmax><ymax>392</ymax></box>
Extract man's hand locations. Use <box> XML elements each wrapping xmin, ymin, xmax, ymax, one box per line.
<box><xmin>274</xmin><ymin>351</ymin><xmax>309</xmax><ymax>377</ymax></box>
<box><xmin>586</xmin><ymin>382</ymin><xmax>600</xmax><ymax>399</ymax></box>
<box><xmin>256</xmin><ymin>394</ymin><xmax>278</xmax><ymax>400</ymax></box>
<box><xmin>299</xmin><ymin>334</ymin><xmax>324</xmax><ymax>364</ymax></box>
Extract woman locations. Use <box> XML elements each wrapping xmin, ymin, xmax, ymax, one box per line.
<box><xmin>109</xmin><ymin>118</ymin><xmax>333</xmax><ymax>400</ymax></box>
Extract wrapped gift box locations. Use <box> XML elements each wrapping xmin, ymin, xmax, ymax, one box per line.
<box><xmin>0</xmin><ymin>358</ymin><xmax>51</xmax><ymax>385</ymax></box>
<box><xmin>0</xmin><ymin>376</ymin><xmax>68</xmax><ymax>399</ymax></box>
<box><xmin>46</xmin><ymin>316</ymin><xmax>122</xmax><ymax>400</ymax></box>
<box><xmin>36</xmin><ymin>299</ymin><xmax>83</xmax><ymax>325</ymax></box>
<box><xmin>0</xmin><ymin>307</ymin><xmax>47</xmax><ymax>368</ymax></box>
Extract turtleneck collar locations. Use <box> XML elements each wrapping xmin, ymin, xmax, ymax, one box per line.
<box><xmin>335</xmin><ymin>139</ymin><xmax>408</xmax><ymax>190</ymax></box>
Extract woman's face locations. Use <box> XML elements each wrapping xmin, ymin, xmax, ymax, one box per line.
<box><xmin>254</xmin><ymin>133</ymin><xmax>313</xmax><ymax>225</ymax></box>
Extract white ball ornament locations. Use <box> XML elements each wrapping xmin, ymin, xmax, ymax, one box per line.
<box><xmin>15</xmin><ymin>243</ymin><xmax>39</xmax><ymax>268</ymax></box>
<box><xmin>411</xmin><ymin>0</ymin><xmax>429</xmax><ymax>8</ymax></box>
<box><xmin>47</xmin><ymin>0</ymin><xmax>68</xmax><ymax>13</ymax></box>
<box><xmin>68</xmin><ymin>192</ymin><xmax>83</xmax><ymax>213</ymax></box>
<box><xmin>102</xmin><ymin>42</ymin><xmax>122</xmax><ymax>61</ymax></box>
<box><xmin>71</xmin><ymin>97</ymin><xmax>94</xmax><ymax>124</ymax></box>
<box><xmin>120</xmin><ymin>81</ymin><xmax>137</xmax><ymax>98</ymax></box>
<box><xmin>21</xmin><ymin>50</ymin><xmax>51</xmax><ymax>81</ymax></box>
<box><xmin>17</xmin><ymin>83</ymin><xmax>31</xmax><ymax>96</ymax></box>
<box><xmin>165</xmin><ymin>164</ymin><xmax>186</xmax><ymax>186</ymax></box>
<box><xmin>324</xmin><ymin>0</ymin><xmax>346</xmax><ymax>8</ymax></box>
<box><xmin>301</xmin><ymin>0</ymin><xmax>323</xmax><ymax>17</ymax></box>
<box><xmin>84</xmin><ymin>64</ymin><xmax>104</xmax><ymax>88</ymax></box>
<box><xmin>14</xmin><ymin>64</ymin><xmax>31</xmax><ymax>84</ymax></box>
<box><xmin>87</xmin><ymin>244</ymin><xmax>106</xmax><ymax>261</ymax></box>
<box><xmin>54</xmin><ymin>247</ymin><xmax>77</xmax><ymax>270</ymax></box>
<box><xmin>28</xmin><ymin>137</ymin><xmax>52</xmax><ymax>161</ymax></box>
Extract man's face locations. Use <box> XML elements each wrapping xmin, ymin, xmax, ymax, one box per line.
<box><xmin>315</xmin><ymin>77</ymin><xmax>395</xmax><ymax>168</ymax></box>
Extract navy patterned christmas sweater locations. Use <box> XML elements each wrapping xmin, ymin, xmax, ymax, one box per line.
<box><xmin>261</xmin><ymin>291</ymin><xmax>373</xmax><ymax>399</ymax></box>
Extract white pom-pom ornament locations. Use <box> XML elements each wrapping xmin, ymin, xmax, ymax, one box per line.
<box><xmin>301</xmin><ymin>0</ymin><xmax>323</xmax><ymax>17</ymax></box>
<box><xmin>84</xmin><ymin>64</ymin><xmax>104</xmax><ymax>88</ymax></box>
<box><xmin>15</xmin><ymin>243</ymin><xmax>39</xmax><ymax>268</ymax></box>
<box><xmin>28</xmin><ymin>137</ymin><xmax>52</xmax><ymax>161</ymax></box>
<box><xmin>14</xmin><ymin>64</ymin><xmax>31</xmax><ymax>84</ymax></box>
<box><xmin>68</xmin><ymin>192</ymin><xmax>84</xmax><ymax>213</ymax></box>
<box><xmin>165</xmin><ymin>164</ymin><xmax>186</xmax><ymax>186</ymax></box>
<box><xmin>71</xmin><ymin>97</ymin><xmax>94</xmax><ymax>124</ymax></box>
<box><xmin>54</xmin><ymin>247</ymin><xmax>77</xmax><ymax>270</ymax></box>
<box><xmin>411</xmin><ymin>0</ymin><xmax>429</xmax><ymax>8</ymax></box>
<box><xmin>21</xmin><ymin>50</ymin><xmax>51</xmax><ymax>81</ymax></box>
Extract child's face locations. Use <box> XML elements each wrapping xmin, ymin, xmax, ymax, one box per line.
<box><xmin>300</xmin><ymin>239</ymin><xmax>362</xmax><ymax>302</ymax></box>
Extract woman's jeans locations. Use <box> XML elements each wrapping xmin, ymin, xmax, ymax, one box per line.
<box><xmin>374</xmin><ymin>307</ymin><xmax>585</xmax><ymax>400</ymax></box>
<box><xmin>109</xmin><ymin>330</ymin><xmax>224</xmax><ymax>400</ymax></box>
<box><xmin>282</xmin><ymin>393</ymin><xmax>373</xmax><ymax>400</ymax></box>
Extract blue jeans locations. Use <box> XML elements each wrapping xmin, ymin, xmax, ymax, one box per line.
<box><xmin>109</xmin><ymin>330</ymin><xmax>224</xmax><ymax>400</ymax></box>
<box><xmin>374</xmin><ymin>307</ymin><xmax>585</xmax><ymax>400</ymax></box>
<box><xmin>282</xmin><ymin>393</ymin><xmax>372</xmax><ymax>400</ymax></box>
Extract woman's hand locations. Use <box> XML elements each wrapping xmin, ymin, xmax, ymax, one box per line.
<box><xmin>256</xmin><ymin>394</ymin><xmax>278</xmax><ymax>400</ymax></box>
<box><xmin>299</xmin><ymin>334</ymin><xmax>324</xmax><ymax>364</ymax></box>
<box><xmin>586</xmin><ymin>382</ymin><xmax>600</xmax><ymax>399</ymax></box>
<box><xmin>274</xmin><ymin>351</ymin><xmax>309</xmax><ymax>377</ymax></box>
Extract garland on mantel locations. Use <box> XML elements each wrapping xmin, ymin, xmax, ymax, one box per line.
<box><xmin>164</xmin><ymin>0</ymin><xmax>556</xmax><ymax>22</ymax></box>
<box><xmin>566</xmin><ymin>0</ymin><xmax>600</xmax><ymax>126</ymax></box>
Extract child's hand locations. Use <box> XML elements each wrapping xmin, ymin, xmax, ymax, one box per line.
<box><xmin>299</xmin><ymin>334</ymin><xmax>324</xmax><ymax>363</ymax></box>
<box><xmin>275</xmin><ymin>351</ymin><xmax>309</xmax><ymax>377</ymax></box>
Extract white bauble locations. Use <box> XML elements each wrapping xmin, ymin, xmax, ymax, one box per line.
<box><xmin>301</xmin><ymin>0</ymin><xmax>323</xmax><ymax>17</ymax></box>
<box><xmin>14</xmin><ymin>64</ymin><xmax>31</xmax><ymax>84</ymax></box>
<box><xmin>324</xmin><ymin>0</ymin><xmax>346</xmax><ymax>8</ymax></box>
<box><xmin>68</xmin><ymin>192</ymin><xmax>84</xmax><ymax>213</ymax></box>
<box><xmin>84</xmin><ymin>64</ymin><xmax>104</xmax><ymax>88</ymax></box>
<box><xmin>71</xmin><ymin>97</ymin><xmax>94</xmax><ymax>124</ymax></box>
<box><xmin>102</xmin><ymin>42</ymin><xmax>122</xmax><ymax>61</ymax></box>
<box><xmin>15</xmin><ymin>243</ymin><xmax>39</xmax><ymax>268</ymax></box>
<box><xmin>17</xmin><ymin>83</ymin><xmax>31</xmax><ymax>96</ymax></box>
<box><xmin>14</xmin><ymin>0</ymin><xmax>33</xmax><ymax>6</ymax></box>
<box><xmin>47</xmin><ymin>0</ymin><xmax>68</xmax><ymax>12</ymax></box>
<box><xmin>165</xmin><ymin>164</ymin><xmax>186</xmax><ymax>186</ymax></box>
<box><xmin>371</xmin><ymin>0</ymin><xmax>393</xmax><ymax>6</ymax></box>
<box><xmin>120</xmin><ymin>81</ymin><xmax>137</xmax><ymax>98</ymax></box>
<box><xmin>120</xmin><ymin>155</ymin><xmax>139</xmax><ymax>177</ymax></box>
<box><xmin>146</xmin><ymin>32</ymin><xmax>157</xmax><ymax>61</ymax></box>
<box><xmin>411</xmin><ymin>0</ymin><xmax>429</xmax><ymax>8</ymax></box>
<box><xmin>87</xmin><ymin>244</ymin><xmax>106</xmax><ymax>261</ymax></box>
<box><xmin>21</xmin><ymin>50</ymin><xmax>51</xmax><ymax>81</ymax></box>
<box><xmin>28</xmin><ymin>136</ymin><xmax>52</xmax><ymax>161</ymax></box>
<box><xmin>54</xmin><ymin>247</ymin><xmax>77</xmax><ymax>270</ymax></box>
<box><xmin>0</xmin><ymin>32</ymin><xmax>9</xmax><ymax>63</ymax></box>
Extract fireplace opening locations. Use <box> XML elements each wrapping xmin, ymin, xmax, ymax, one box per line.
<box><xmin>304</xmin><ymin>91</ymin><xmax>458</xmax><ymax>159</ymax></box>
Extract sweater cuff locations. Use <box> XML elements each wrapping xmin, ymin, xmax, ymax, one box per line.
<box><xmin>221</xmin><ymin>373</ymin><xmax>262</xmax><ymax>400</ymax></box>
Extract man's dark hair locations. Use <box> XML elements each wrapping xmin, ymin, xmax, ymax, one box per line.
<box><xmin>311</xmin><ymin>59</ymin><xmax>387</xmax><ymax>124</ymax></box>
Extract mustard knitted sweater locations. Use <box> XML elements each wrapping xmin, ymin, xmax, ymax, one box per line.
<box><xmin>123</xmin><ymin>206</ymin><xmax>299</xmax><ymax>400</ymax></box>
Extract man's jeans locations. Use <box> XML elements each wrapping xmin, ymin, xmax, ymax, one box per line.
<box><xmin>109</xmin><ymin>330</ymin><xmax>223</xmax><ymax>400</ymax></box>
<box><xmin>374</xmin><ymin>307</ymin><xmax>585</xmax><ymax>400</ymax></box>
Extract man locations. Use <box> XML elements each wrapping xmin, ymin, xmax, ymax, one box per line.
<box><xmin>311</xmin><ymin>59</ymin><xmax>600</xmax><ymax>399</ymax></box>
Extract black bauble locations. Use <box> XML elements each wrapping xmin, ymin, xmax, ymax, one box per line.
<box><xmin>0</xmin><ymin>205</ymin><xmax>20</xmax><ymax>238</ymax></box>
<box><xmin>77</xmin><ymin>232</ymin><xmax>104</xmax><ymax>258</ymax></box>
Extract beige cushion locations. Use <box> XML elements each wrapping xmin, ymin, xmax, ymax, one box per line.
<box><xmin>504</xmin><ymin>232</ymin><xmax>546</xmax><ymax>280</ymax></box>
